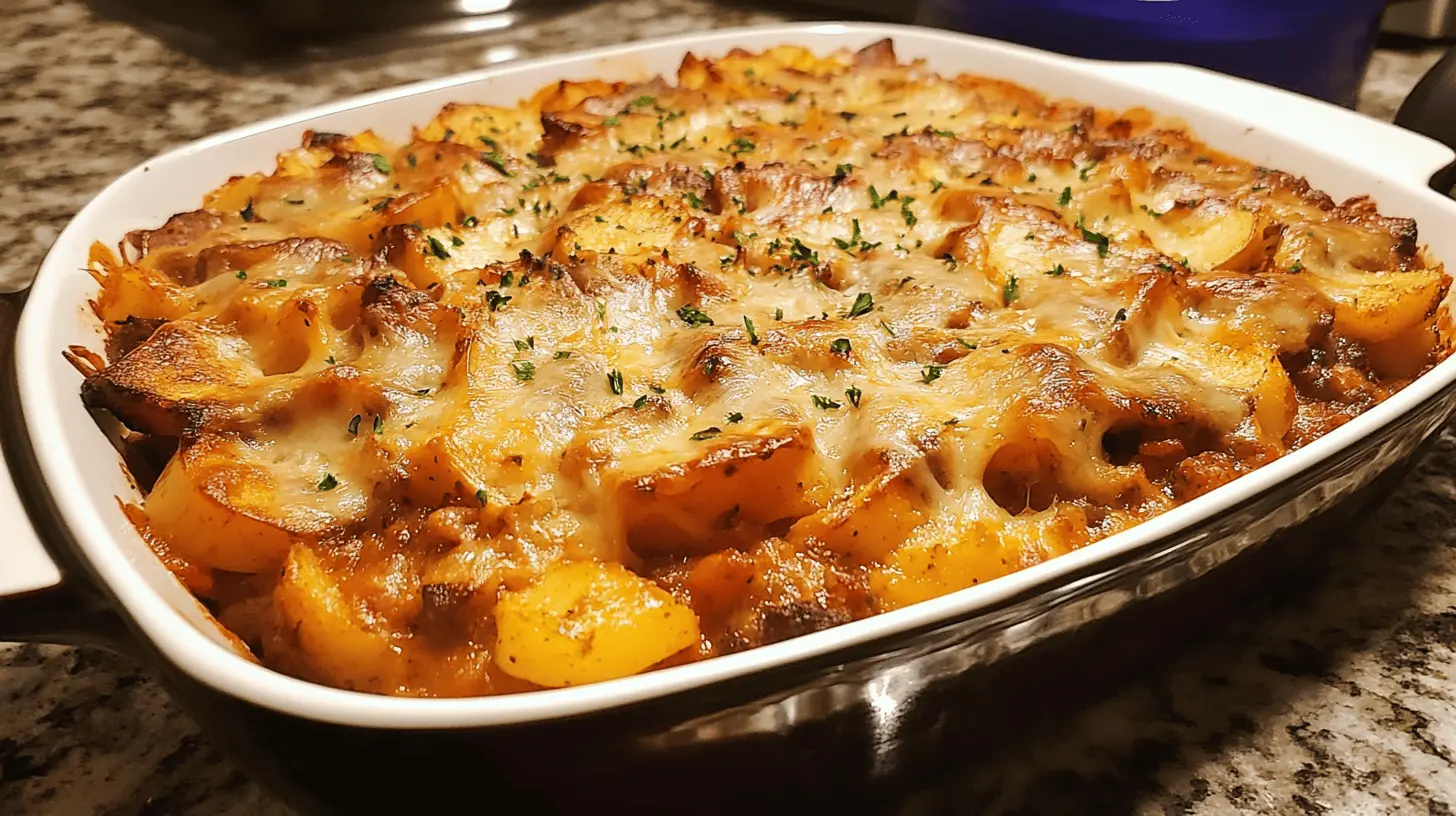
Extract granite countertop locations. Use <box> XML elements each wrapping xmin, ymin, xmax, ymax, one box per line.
<box><xmin>2</xmin><ymin>1</ymin><xmax>1455</xmax><ymax>813</ymax></box>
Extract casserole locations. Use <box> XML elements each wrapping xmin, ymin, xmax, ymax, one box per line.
<box><xmin>4</xmin><ymin>22</ymin><xmax>1456</xmax><ymax>812</ymax></box>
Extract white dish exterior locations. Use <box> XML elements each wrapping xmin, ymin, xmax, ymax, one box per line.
<box><xmin>7</xmin><ymin>22</ymin><xmax>1456</xmax><ymax>729</ymax></box>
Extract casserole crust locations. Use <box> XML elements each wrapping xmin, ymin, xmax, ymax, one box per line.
<box><xmin>72</xmin><ymin>39</ymin><xmax>1451</xmax><ymax>696</ymax></box>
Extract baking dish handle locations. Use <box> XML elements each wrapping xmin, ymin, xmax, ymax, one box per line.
<box><xmin>0</xmin><ymin>292</ymin><xmax>124</xmax><ymax>647</ymax></box>
<box><xmin>1396</xmin><ymin>47</ymin><xmax>1456</xmax><ymax>192</ymax></box>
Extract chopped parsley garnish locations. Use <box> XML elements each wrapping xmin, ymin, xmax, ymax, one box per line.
<box><xmin>427</xmin><ymin>236</ymin><xmax>451</xmax><ymax>259</ymax></box>
<box><xmin>407</xmin><ymin>153</ymin><xmax>417</xmax><ymax>169</ymax></box>
<box><xmin>833</xmin><ymin>163</ymin><xmax>853</xmax><ymax>185</ymax></box>
<box><xmin>500</xmin><ymin>269</ymin><xmax>515</xmax><ymax>287</ymax></box>
<box><xmin>443</xmin><ymin>128</ymin><xmax>456</xmax><ymax>140</ymax></box>
<box><xmin>608</xmin><ymin>369</ymin><xmax>624</xmax><ymax>395</ymax></box>
<box><xmin>1289</xmin><ymin>260</ymin><xmax>1305</xmax><ymax>273</ymax></box>
<box><xmin>476</xmin><ymin>488</ymin><xmax>488</xmax><ymax>505</ymax></box>
<box><xmin>1156</xmin><ymin>261</ymin><xmax>1176</xmax><ymax>274</ymax></box>
<box><xmin>481</xmin><ymin>152</ymin><xmax>511</xmax><ymax>176</ymax></box>
<box><xmin>1078</xmin><ymin>162</ymin><xmax>1098</xmax><ymax>181</ymax></box>
<box><xmin>633</xmin><ymin>395</ymin><xmax>649</xmax><ymax>410</ymax></box>
<box><xmin>830</xmin><ymin>338</ymin><xmax>852</xmax><ymax>356</ymax></box>
<box><xmin>789</xmin><ymin>238</ymin><xmax>819</xmax><ymax>265</ymax></box>
<box><xmin>370</xmin><ymin>154</ymin><xmax>392</xmax><ymax>174</ymax></box>
<box><xmin>513</xmin><ymin>338</ymin><xmax>531</xmax><ymax>352</ymax></box>
<box><xmin>921</xmin><ymin>364</ymin><xmax>944</xmax><ymax>384</ymax></box>
<box><xmin>1027</xmin><ymin>172</ymin><xmax>1037</xmax><ymax>182</ymax></box>
<box><xmin>1003</xmin><ymin>275</ymin><xmax>1020</xmax><ymax>304</ymax></box>
<box><xmin>240</xmin><ymin>199</ymin><xmax>257</xmax><ymax>222</ymax></box>
<box><xmin>235</xmin><ymin>270</ymin><xmax>248</xmax><ymax>280</ymax></box>
<box><xmin>868</xmin><ymin>185</ymin><xmax>889</xmax><ymax>209</ymax></box>
<box><xmin>604</xmin><ymin>116</ymin><xmax>621</xmax><ymax>126</ymax></box>
<box><xmin>649</xmin><ymin>385</ymin><xmax>666</xmax><ymax>394</ymax></box>
<box><xmin>811</xmin><ymin>394</ymin><xmax>842</xmax><ymax>410</ymax></box>
<box><xmin>325</xmin><ymin>355</ymin><xmax>336</xmax><ymax>365</ymax></box>
<box><xmin>347</xmin><ymin>414</ymin><xmax>362</xmax><ymax>435</ymax></box>
<box><xmin>846</xmin><ymin>292</ymin><xmax>875</xmax><ymax>319</ymax></box>
<box><xmin>1139</xmin><ymin>204</ymin><xmax>1163</xmax><ymax>219</ymax></box>
<box><xmin>727</xmin><ymin>137</ymin><xmax>756</xmax><ymax>155</ymax></box>
<box><xmin>1056</xmin><ymin>187</ymin><xmax>1072</xmax><ymax>207</ymax></box>
<box><xmin>726</xmin><ymin>411</ymin><xmax>744</xmax><ymax>424</ymax></box>
<box><xmin>934</xmin><ymin>128</ymin><xmax>955</xmax><ymax>138</ymax></box>
<box><xmin>265</xmin><ymin>279</ymin><xmax>288</xmax><ymax>288</ymax></box>
<box><xmin>285</xmin><ymin>198</ymin><xmax>305</xmax><ymax>205</ymax></box>
<box><xmin>879</xmin><ymin>319</ymin><xmax>896</xmax><ymax>337</ymax></box>
<box><xmin>956</xmin><ymin>338</ymin><xmax>977</xmax><ymax>350</ymax></box>
<box><xmin>845</xmin><ymin>386</ymin><xmax>862</xmax><ymax>407</ymax></box>
<box><xmin>510</xmin><ymin>361</ymin><xmax>535</xmax><ymax>382</ymax></box>
<box><xmin>1114</xmin><ymin>308</ymin><xmax>1128</xmax><ymax>322</ymax></box>
<box><xmin>462</xmin><ymin>215</ymin><xmax>479</xmax><ymax>228</ymax></box>
<box><xmin>743</xmin><ymin>315</ymin><xmax>759</xmax><ymax>345</ymax></box>
<box><xmin>1046</xmin><ymin>263</ymin><xmax>1066</xmax><ymax>276</ymax></box>
<box><xmin>1077</xmin><ymin>215</ymin><xmax>1110</xmax><ymax>258</ymax></box>
<box><xmin>485</xmin><ymin>290</ymin><xmax>512</xmax><ymax>311</ymax></box>
<box><xmin>930</xmin><ymin>178</ymin><xmax>945</xmax><ymax>193</ymax></box>
<box><xmin>630</xmin><ymin>95</ymin><xmax>656</xmax><ymax>108</ymax></box>
<box><xmin>900</xmin><ymin>197</ymin><xmax>917</xmax><ymax>227</ymax></box>
<box><xmin>774</xmin><ymin>307</ymin><xmax>784</xmax><ymax>321</ymax></box>
<box><xmin>373</xmin><ymin>415</ymin><xmax>384</xmax><ymax>434</ymax></box>
<box><xmin>676</xmin><ymin>304</ymin><xmax>715</xmax><ymax>326</ymax></box>
<box><xmin>683</xmin><ymin>191</ymin><xmax>705</xmax><ymax>209</ymax></box>
<box><xmin>690</xmin><ymin>427</ymin><xmax>722</xmax><ymax>441</ymax></box>
<box><xmin>317</xmin><ymin>473</ymin><xmax>339</xmax><ymax>491</ymax></box>
<box><xmin>450</xmin><ymin>235</ymin><xmax>464</xmax><ymax>247</ymax></box>
<box><xmin>554</xmin><ymin>350</ymin><xmax>572</xmax><ymax>360</ymax></box>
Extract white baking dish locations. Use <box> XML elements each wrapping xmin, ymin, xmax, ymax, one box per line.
<box><xmin>4</xmin><ymin>21</ymin><xmax>1455</xmax><ymax>750</ymax></box>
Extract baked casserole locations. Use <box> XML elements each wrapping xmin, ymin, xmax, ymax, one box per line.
<box><xmin>70</xmin><ymin>40</ymin><xmax>1451</xmax><ymax>696</ymax></box>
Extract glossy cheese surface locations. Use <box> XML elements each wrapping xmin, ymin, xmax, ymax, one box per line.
<box><xmin>78</xmin><ymin>40</ymin><xmax>1450</xmax><ymax>696</ymax></box>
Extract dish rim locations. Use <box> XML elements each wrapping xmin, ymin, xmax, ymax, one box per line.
<box><xmin>13</xmin><ymin>20</ymin><xmax>1456</xmax><ymax>728</ymax></box>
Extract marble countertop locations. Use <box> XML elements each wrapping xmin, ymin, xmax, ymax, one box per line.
<box><xmin>3</xmin><ymin>1</ymin><xmax>1455</xmax><ymax>812</ymax></box>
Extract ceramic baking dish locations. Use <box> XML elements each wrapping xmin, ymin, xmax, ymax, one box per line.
<box><xmin>4</xmin><ymin>22</ymin><xmax>1456</xmax><ymax>814</ymax></box>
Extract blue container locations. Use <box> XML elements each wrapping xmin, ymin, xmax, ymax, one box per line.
<box><xmin>918</xmin><ymin>0</ymin><xmax>1389</xmax><ymax>107</ymax></box>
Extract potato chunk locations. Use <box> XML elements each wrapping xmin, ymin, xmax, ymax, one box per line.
<box><xmin>493</xmin><ymin>561</ymin><xmax>699</xmax><ymax>687</ymax></box>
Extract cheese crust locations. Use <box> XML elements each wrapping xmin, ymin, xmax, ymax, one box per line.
<box><xmin>77</xmin><ymin>40</ymin><xmax>1451</xmax><ymax>696</ymax></box>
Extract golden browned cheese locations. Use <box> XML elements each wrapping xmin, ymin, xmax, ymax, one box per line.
<box><xmin>79</xmin><ymin>40</ymin><xmax>1451</xmax><ymax>696</ymax></box>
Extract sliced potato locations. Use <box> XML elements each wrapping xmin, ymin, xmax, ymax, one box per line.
<box><xmin>275</xmin><ymin>543</ymin><xmax>406</xmax><ymax>692</ymax></box>
<box><xmin>493</xmin><ymin>561</ymin><xmax>699</xmax><ymax>687</ymax></box>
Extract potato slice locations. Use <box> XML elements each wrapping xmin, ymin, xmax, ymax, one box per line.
<box><xmin>275</xmin><ymin>543</ymin><xmax>405</xmax><ymax>692</ymax></box>
<box><xmin>493</xmin><ymin>561</ymin><xmax>699</xmax><ymax>687</ymax></box>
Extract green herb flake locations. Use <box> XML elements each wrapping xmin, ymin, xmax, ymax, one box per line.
<box><xmin>235</xmin><ymin>270</ymin><xmax>248</xmax><ymax>280</ymax></box>
<box><xmin>373</xmin><ymin>415</ymin><xmax>384</xmax><ymax>434</ymax></box>
<box><xmin>690</xmin><ymin>427</ymin><xmax>722</xmax><ymax>441</ymax></box>
<box><xmin>683</xmin><ymin>191</ymin><xmax>705</xmax><ymax>209</ymax></box>
<box><xmin>930</xmin><ymin>178</ymin><xmax>945</xmax><ymax>193</ymax></box>
<box><xmin>846</xmin><ymin>292</ymin><xmax>874</xmax><ymax>319</ymax></box>
<box><xmin>1077</xmin><ymin>216</ymin><xmax>1110</xmax><ymax>258</ymax></box>
<box><xmin>266</xmin><ymin>279</ymin><xmax>288</xmax><ymax>288</ymax></box>
<box><xmin>476</xmin><ymin>488</ymin><xmax>488</xmax><ymax>505</ymax></box>
<box><xmin>462</xmin><ymin>215</ymin><xmax>479</xmax><ymax>228</ymax></box>
<box><xmin>633</xmin><ymin>395</ymin><xmax>649</xmax><ymax>410</ymax></box>
<box><xmin>511</xmin><ymin>361</ymin><xmax>536</xmax><ymax>382</ymax></box>
<box><xmin>485</xmin><ymin>290</ymin><xmax>512</xmax><ymax>311</ymax></box>
<box><xmin>554</xmin><ymin>350</ymin><xmax>572</xmax><ymax>360</ymax></box>
<box><xmin>1114</xmin><ymin>308</ymin><xmax>1128</xmax><ymax>322</ymax></box>
<box><xmin>811</xmin><ymin>394</ymin><xmax>842</xmax><ymax>410</ymax></box>
<box><xmin>900</xmin><ymin>197</ymin><xmax>918</xmax><ymax>227</ymax></box>
<box><xmin>775</xmin><ymin>307</ymin><xmax>784</xmax><ymax>321</ymax></box>
<box><xmin>956</xmin><ymin>338</ymin><xmax>977</xmax><ymax>350</ymax></box>
<box><xmin>921</xmin><ymin>364</ymin><xmax>945</xmax><ymax>384</ymax></box>
<box><xmin>608</xmin><ymin>369</ymin><xmax>624</xmax><ymax>395</ymax></box>
<box><xmin>371</xmin><ymin>154</ymin><xmax>392</xmax><ymax>174</ymax></box>
<box><xmin>1046</xmin><ymin>263</ymin><xmax>1066</xmax><ymax>277</ymax></box>
<box><xmin>726</xmin><ymin>411</ymin><xmax>744</xmax><ymax>424</ymax></box>
<box><xmin>1003</xmin><ymin>275</ymin><xmax>1020</xmax><ymax>304</ymax></box>
<box><xmin>347</xmin><ymin>414</ymin><xmax>362</xmax><ymax>435</ymax></box>
<box><xmin>240</xmin><ymin>199</ymin><xmax>257</xmax><ymax>222</ymax></box>
<box><xmin>604</xmin><ymin>116</ymin><xmax>621</xmax><ymax>126</ymax></box>
<box><xmin>743</xmin><ymin>315</ymin><xmax>759</xmax><ymax>345</ymax></box>
<box><xmin>317</xmin><ymin>473</ymin><xmax>339</xmax><ymax>491</ymax></box>
<box><xmin>1056</xmin><ymin>187</ymin><xmax>1072</xmax><ymax>207</ymax></box>
<box><xmin>830</xmin><ymin>338</ymin><xmax>851</xmax><ymax>356</ymax></box>
<box><xmin>1289</xmin><ymin>260</ymin><xmax>1305</xmax><ymax>273</ymax></box>
<box><xmin>427</xmin><ymin>236</ymin><xmax>451</xmax><ymax>259</ymax></box>
<box><xmin>676</xmin><ymin>304</ymin><xmax>715</xmax><ymax>326</ymax></box>
<box><xmin>728</xmin><ymin>137</ymin><xmax>756</xmax><ymax>155</ymax></box>
<box><xmin>845</xmin><ymin>386</ymin><xmax>863</xmax><ymax>407</ymax></box>
<box><xmin>450</xmin><ymin>235</ymin><xmax>465</xmax><ymax>247</ymax></box>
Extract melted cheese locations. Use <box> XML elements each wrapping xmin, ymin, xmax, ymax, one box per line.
<box><xmin>82</xmin><ymin>40</ymin><xmax>1450</xmax><ymax>696</ymax></box>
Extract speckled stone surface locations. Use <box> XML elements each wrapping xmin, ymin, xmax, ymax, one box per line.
<box><xmin>3</xmin><ymin>1</ymin><xmax>1455</xmax><ymax>813</ymax></box>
